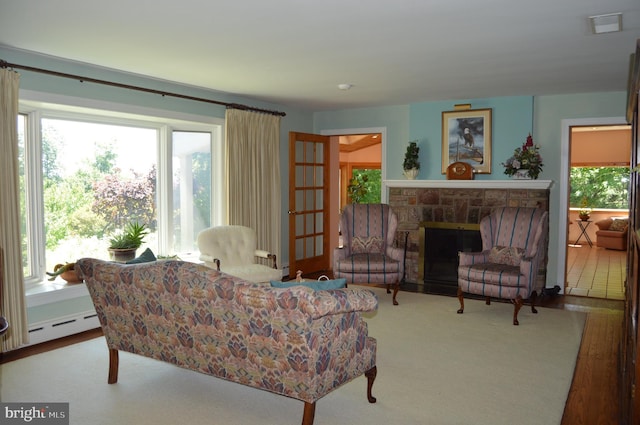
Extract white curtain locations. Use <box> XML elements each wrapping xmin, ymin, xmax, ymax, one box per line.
<box><xmin>0</xmin><ymin>68</ymin><xmax>28</xmax><ymax>351</ymax></box>
<box><xmin>225</xmin><ymin>109</ymin><xmax>281</xmax><ymax>266</ymax></box>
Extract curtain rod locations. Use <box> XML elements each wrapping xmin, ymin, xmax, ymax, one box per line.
<box><xmin>0</xmin><ymin>59</ymin><xmax>286</xmax><ymax>117</ymax></box>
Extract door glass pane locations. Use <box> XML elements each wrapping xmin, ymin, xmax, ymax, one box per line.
<box><xmin>315</xmin><ymin>235</ymin><xmax>323</xmax><ymax>255</ymax></box>
<box><xmin>305</xmin><ymin>237</ymin><xmax>313</xmax><ymax>256</ymax></box>
<box><xmin>296</xmin><ymin>165</ymin><xmax>304</xmax><ymax>186</ymax></box>
<box><xmin>316</xmin><ymin>189</ymin><xmax>323</xmax><ymax>209</ymax></box>
<box><xmin>305</xmin><ymin>142</ymin><xmax>314</xmax><ymax>163</ymax></box>
<box><xmin>305</xmin><ymin>190</ymin><xmax>314</xmax><ymax>210</ymax></box>
<box><xmin>315</xmin><ymin>143</ymin><xmax>323</xmax><ymax>163</ymax></box>
<box><xmin>315</xmin><ymin>165</ymin><xmax>323</xmax><ymax>186</ymax></box>
<box><xmin>296</xmin><ymin>214</ymin><xmax>304</xmax><ymax>236</ymax></box>
<box><xmin>315</xmin><ymin>212</ymin><xmax>323</xmax><ymax>232</ymax></box>
<box><xmin>172</xmin><ymin>131</ymin><xmax>211</xmax><ymax>254</ymax></box>
<box><xmin>296</xmin><ymin>141</ymin><xmax>304</xmax><ymax>162</ymax></box>
<box><xmin>305</xmin><ymin>165</ymin><xmax>314</xmax><ymax>186</ymax></box>
<box><xmin>305</xmin><ymin>213</ymin><xmax>314</xmax><ymax>234</ymax></box>
<box><xmin>295</xmin><ymin>189</ymin><xmax>304</xmax><ymax>211</ymax></box>
<box><xmin>295</xmin><ymin>238</ymin><xmax>304</xmax><ymax>259</ymax></box>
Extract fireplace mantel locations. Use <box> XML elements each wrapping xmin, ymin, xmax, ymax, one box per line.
<box><xmin>384</xmin><ymin>179</ymin><xmax>553</xmax><ymax>190</ymax></box>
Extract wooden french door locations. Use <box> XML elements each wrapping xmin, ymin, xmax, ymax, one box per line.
<box><xmin>288</xmin><ymin>132</ymin><xmax>331</xmax><ymax>279</ymax></box>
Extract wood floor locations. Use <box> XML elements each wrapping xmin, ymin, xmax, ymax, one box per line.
<box><xmin>561</xmin><ymin>307</ymin><xmax>623</xmax><ymax>425</ymax></box>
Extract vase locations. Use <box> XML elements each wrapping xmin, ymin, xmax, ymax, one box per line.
<box><xmin>403</xmin><ymin>168</ymin><xmax>419</xmax><ymax>180</ymax></box>
<box><xmin>511</xmin><ymin>169</ymin><xmax>531</xmax><ymax>180</ymax></box>
<box><xmin>579</xmin><ymin>214</ymin><xmax>590</xmax><ymax>221</ymax></box>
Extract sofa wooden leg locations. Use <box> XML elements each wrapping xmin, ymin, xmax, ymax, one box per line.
<box><xmin>365</xmin><ymin>366</ymin><xmax>377</xmax><ymax>403</ymax></box>
<box><xmin>530</xmin><ymin>290</ymin><xmax>539</xmax><ymax>314</ymax></box>
<box><xmin>302</xmin><ymin>402</ymin><xmax>316</xmax><ymax>425</ymax></box>
<box><xmin>456</xmin><ymin>287</ymin><xmax>464</xmax><ymax>314</ymax></box>
<box><xmin>108</xmin><ymin>348</ymin><xmax>119</xmax><ymax>384</ymax></box>
<box><xmin>513</xmin><ymin>295</ymin><xmax>523</xmax><ymax>326</ymax></box>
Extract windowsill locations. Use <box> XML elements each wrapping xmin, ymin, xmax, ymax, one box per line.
<box><xmin>25</xmin><ymin>253</ymin><xmax>203</xmax><ymax>308</ymax></box>
<box><xmin>26</xmin><ymin>280</ymin><xmax>90</xmax><ymax>308</ymax></box>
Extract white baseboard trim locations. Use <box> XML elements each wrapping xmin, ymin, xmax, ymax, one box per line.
<box><xmin>27</xmin><ymin>310</ymin><xmax>100</xmax><ymax>346</ymax></box>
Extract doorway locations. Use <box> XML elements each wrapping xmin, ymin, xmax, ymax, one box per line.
<box><xmin>562</xmin><ymin>121</ymin><xmax>631</xmax><ymax>300</ymax></box>
<box><xmin>338</xmin><ymin>133</ymin><xmax>382</xmax><ymax>208</ymax></box>
<box><xmin>320</xmin><ymin>127</ymin><xmax>387</xmax><ymax>273</ymax></box>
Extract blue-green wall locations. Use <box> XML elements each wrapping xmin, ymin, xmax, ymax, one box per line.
<box><xmin>409</xmin><ymin>97</ymin><xmax>534</xmax><ymax>180</ymax></box>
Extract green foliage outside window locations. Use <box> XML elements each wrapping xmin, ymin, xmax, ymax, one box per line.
<box><xmin>569</xmin><ymin>166</ymin><xmax>630</xmax><ymax>209</ymax></box>
<box><xmin>347</xmin><ymin>169</ymin><xmax>381</xmax><ymax>204</ymax></box>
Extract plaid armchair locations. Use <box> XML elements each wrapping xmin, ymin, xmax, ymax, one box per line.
<box><xmin>334</xmin><ymin>204</ymin><xmax>404</xmax><ymax>305</ymax></box>
<box><xmin>457</xmin><ymin>207</ymin><xmax>549</xmax><ymax>325</ymax></box>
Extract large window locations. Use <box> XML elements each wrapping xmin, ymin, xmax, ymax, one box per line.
<box><xmin>18</xmin><ymin>97</ymin><xmax>223</xmax><ymax>294</ymax></box>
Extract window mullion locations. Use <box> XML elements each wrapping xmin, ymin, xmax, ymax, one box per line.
<box><xmin>157</xmin><ymin>125</ymin><xmax>172</xmax><ymax>255</ymax></box>
<box><xmin>25</xmin><ymin>110</ymin><xmax>46</xmax><ymax>285</ymax></box>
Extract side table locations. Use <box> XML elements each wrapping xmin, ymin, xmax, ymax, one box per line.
<box><xmin>575</xmin><ymin>220</ymin><xmax>593</xmax><ymax>247</ymax></box>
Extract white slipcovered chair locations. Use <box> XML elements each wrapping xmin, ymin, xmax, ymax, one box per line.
<box><xmin>197</xmin><ymin>225</ymin><xmax>281</xmax><ymax>284</ymax></box>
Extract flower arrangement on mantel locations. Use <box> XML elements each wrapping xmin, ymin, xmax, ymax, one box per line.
<box><xmin>502</xmin><ymin>134</ymin><xmax>544</xmax><ymax>179</ymax></box>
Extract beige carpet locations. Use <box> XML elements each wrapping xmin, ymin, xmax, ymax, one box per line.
<box><xmin>0</xmin><ymin>287</ymin><xmax>586</xmax><ymax>425</ymax></box>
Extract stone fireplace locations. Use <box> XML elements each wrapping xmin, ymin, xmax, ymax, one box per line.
<box><xmin>384</xmin><ymin>179</ymin><xmax>552</xmax><ymax>289</ymax></box>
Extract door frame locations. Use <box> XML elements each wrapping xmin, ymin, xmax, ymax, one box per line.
<box><xmin>558</xmin><ymin>116</ymin><xmax>627</xmax><ymax>292</ymax></box>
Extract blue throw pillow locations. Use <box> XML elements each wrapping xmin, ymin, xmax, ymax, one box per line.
<box><xmin>270</xmin><ymin>278</ymin><xmax>347</xmax><ymax>291</ymax></box>
<box><xmin>126</xmin><ymin>248</ymin><xmax>157</xmax><ymax>264</ymax></box>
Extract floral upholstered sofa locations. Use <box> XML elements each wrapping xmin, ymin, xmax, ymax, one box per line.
<box><xmin>75</xmin><ymin>258</ymin><xmax>378</xmax><ymax>425</ymax></box>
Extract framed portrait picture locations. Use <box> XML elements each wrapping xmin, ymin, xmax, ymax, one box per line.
<box><xmin>441</xmin><ymin>108</ymin><xmax>492</xmax><ymax>174</ymax></box>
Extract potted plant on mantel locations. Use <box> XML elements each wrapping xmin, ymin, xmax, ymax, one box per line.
<box><xmin>108</xmin><ymin>221</ymin><xmax>148</xmax><ymax>263</ymax></box>
<box><xmin>403</xmin><ymin>141</ymin><xmax>420</xmax><ymax>179</ymax></box>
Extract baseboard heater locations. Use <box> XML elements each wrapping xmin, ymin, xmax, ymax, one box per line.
<box><xmin>27</xmin><ymin>310</ymin><xmax>100</xmax><ymax>346</ymax></box>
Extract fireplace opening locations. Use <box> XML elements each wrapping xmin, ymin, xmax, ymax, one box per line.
<box><xmin>419</xmin><ymin>222</ymin><xmax>481</xmax><ymax>294</ymax></box>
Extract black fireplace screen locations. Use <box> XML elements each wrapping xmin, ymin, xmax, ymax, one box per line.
<box><xmin>421</xmin><ymin>222</ymin><xmax>482</xmax><ymax>287</ymax></box>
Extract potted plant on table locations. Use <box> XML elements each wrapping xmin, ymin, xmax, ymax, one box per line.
<box><xmin>108</xmin><ymin>221</ymin><xmax>148</xmax><ymax>263</ymax></box>
<box><xmin>403</xmin><ymin>141</ymin><xmax>420</xmax><ymax>179</ymax></box>
<box><xmin>578</xmin><ymin>197</ymin><xmax>592</xmax><ymax>221</ymax></box>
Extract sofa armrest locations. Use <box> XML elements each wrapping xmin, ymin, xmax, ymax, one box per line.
<box><xmin>310</xmin><ymin>287</ymin><xmax>378</xmax><ymax>319</ymax></box>
<box><xmin>458</xmin><ymin>250</ymin><xmax>489</xmax><ymax>266</ymax></box>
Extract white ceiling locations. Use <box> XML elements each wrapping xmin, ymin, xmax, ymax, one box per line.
<box><xmin>0</xmin><ymin>0</ymin><xmax>639</xmax><ymax>111</ymax></box>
